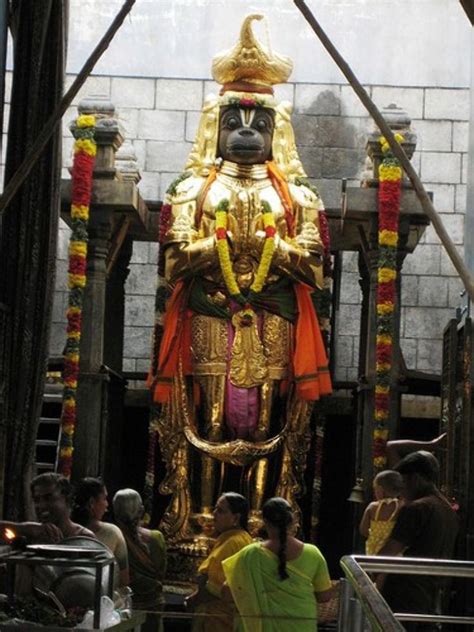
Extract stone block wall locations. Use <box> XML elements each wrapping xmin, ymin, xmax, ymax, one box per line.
<box><xmin>2</xmin><ymin>72</ymin><xmax>466</xmax><ymax>381</ymax></box>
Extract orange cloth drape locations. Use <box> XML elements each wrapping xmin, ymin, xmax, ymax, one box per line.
<box><xmin>293</xmin><ymin>284</ymin><xmax>332</xmax><ymax>400</ymax></box>
<box><xmin>266</xmin><ymin>160</ymin><xmax>295</xmax><ymax>237</ymax></box>
<box><xmin>149</xmin><ymin>281</ymin><xmax>192</xmax><ymax>403</ymax></box>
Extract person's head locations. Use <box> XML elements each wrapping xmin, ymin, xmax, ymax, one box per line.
<box><xmin>262</xmin><ymin>497</ymin><xmax>293</xmax><ymax>580</ymax></box>
<box><xmin>112</xmin><ymin>488</ymin><xmax>144</xmax><ymax>530</ymax></box>
<box><xmin>373</xmin><ymin>470</ymin><xmax>403</xmax><ymax>501</ymax></box>
<box><xmin>31</xmin><ymin>473</ymin><xmax>73</xmax><ymax>525</ymax></box>
<box><xmin>72</xmin><ymin>477</ymin><xmax>108</xmax><ymax>526</ymax></box>
<box><xmin>394</xmin><ymin>450</ymin><xmax>440</xmax><ymax>501</ymax></box>
<box><xmin>212</xmin><ymin>492</ymin><xmax>249</xmax><ymax>535</ymax></box>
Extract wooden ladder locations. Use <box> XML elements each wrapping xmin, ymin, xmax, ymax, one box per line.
<box><xmin>35</xmin><ymin>383</ymin><xmax>63</xmax><ymax>474</ymax></box>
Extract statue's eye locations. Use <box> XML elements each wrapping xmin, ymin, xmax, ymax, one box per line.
<box><xmin>225</xmin><ymin>116</ymin><xmax>240</xmax><ymax>129</ymax></box>
<box><xmin>255</xmin><ymin>118</ymin><xmax>268</xmax><ymax>131</ymax></box>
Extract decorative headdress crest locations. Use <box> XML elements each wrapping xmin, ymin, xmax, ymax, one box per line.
<box><xmin>185</xmin><ymin>14</ymin><xmax>306</xmax><ymax>180</ymax></box>
<box><xmin>212</xmin><ymin>14</ymin><xmax>293</xmax><ymax>93</ymax></box>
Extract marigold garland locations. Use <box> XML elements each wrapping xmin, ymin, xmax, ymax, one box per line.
<box><xmin>144</xmin><ymin>174</ymin><xmax>189</xmax><ymax>522</ymax></box>
<box><xmin>373</xmin><ymin>134</ymin><xmax>403</xmax><ymax>470</ymax></box>
<box><xmin>215</xmin><ymin>198</ymin><xmax>276</xmax><ymax>305</ymax></box>
<box><xmin>57</xmin><ymin>115</ymin><xmax>96</xmax><ymax>478</ymax></box>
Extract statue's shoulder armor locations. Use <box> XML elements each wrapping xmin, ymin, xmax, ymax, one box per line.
<box><xmin>168</xmin><ymin>172</ymin><xmax>207</xmax><ymax>205</ymax></box>
<box><xmin>288</xmin><ymin>179</ymin><xmax>323</xmax><ymax>210</ymax></box>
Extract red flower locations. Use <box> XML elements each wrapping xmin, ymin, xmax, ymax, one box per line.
<box><xmin>319</xmin><ymin>210</ymin><xmax>331</xmax><ymax>257</ymax></box>
<box><xmin>62</xmin><ymin>408</ymin><xmax>76</xmax><ymax>423</ymax></box>
<box><xmin>216</xmin><ymin>227</ymin><xmax>227</xmax><ymax>240</ymax></box>
<box><xmin>68</xmin><ymin>255</ymin><xmax>87</xmax><ymax>276</ymax></box>
<box><xmin>376</xmin><ymin>342</ymin><xmax>393</xmax><ymax>364</ymax></box>
<box><xmin>379</xmin><ymin>180</ymin><xmax>401</xmax><ymax>208</ymax></box>
<box><xmin>239</xmin><ymin>98</ymin><xmax>256</xmax><ymax>107</ymax></box>
<box><xmin>375</xmin><ymin>392</ymin><xmax>390</xmax><ymax>409</ymax></box>
<box><xmin>377</xmin><ymin>280</ymin><xmax>396</xmax><ymax>303</ymax></box>
<box><xmin>71</xmin><ymin>153</ymin><xmax>95</xmax><ymax>206</ymax></box>
<box><xmin>158</xmin><ymin>204</ymin><xmax>172</xmax><ymax>244</ymax></box>
<box><xmin>63</xmin><ymin>358</ymin><xmax>79</xmax><ymax>381</ymax></box>
<box><xmin>265</xmin><ymin>226</ymin><xmax>276</xmax><ymax>238</ymax></box>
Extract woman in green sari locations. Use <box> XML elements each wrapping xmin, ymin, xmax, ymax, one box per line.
<box><xmin>113</xmin><ymin>489</ymin><xmax>166</xmax><ymax>632</ymax></box>
<box><xmin>223</xmin><ymin>497</ymin><xmax>333</xmax><ymax>632</ymax></box>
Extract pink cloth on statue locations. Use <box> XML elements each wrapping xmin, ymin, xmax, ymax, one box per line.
<box><xmin>224</xmin><ymin>316</ymin><xmax>259</xmax><ymax>438</ymax></box>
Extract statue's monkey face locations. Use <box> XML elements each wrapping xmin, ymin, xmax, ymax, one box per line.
<box><xmin>218</xmin><ymin>105</ymin><xmax>275</xmax><ymax>165</ymax></box>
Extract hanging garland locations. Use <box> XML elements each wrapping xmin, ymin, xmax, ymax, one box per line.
<box><xmin>57</xmin><ymin>114</ymin><xmax>97</xmax><ymax>478</ymax></box>
<box><xmin>215</xmin><ymin>198</ymin><xmax>276</xmax><ymax>306</ymax></box>
<box><xmin>143</xmin><ymin>173</ymin><xmax>191</xmax><ymax>524</ymax></box>
<box><xmin>373</xmin><ymin>133</ymin><xmax>404</xmax><ymax>470</ymax></box>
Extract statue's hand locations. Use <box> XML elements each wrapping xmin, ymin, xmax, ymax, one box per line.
<box><xmin>249</xmin><ymin>230</ymin><xmax>266</xmax><ymax>257</ymax></box>
<box><xmin>225</xmin><ymin>230</ymin><xmax>235</xmax><ymax>247</ymax></box>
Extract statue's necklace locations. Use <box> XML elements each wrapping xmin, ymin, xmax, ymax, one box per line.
<box><xmin>215</xmin><ymin>198</ymin><xmax>276</xmax><ymax>307</ymax></box>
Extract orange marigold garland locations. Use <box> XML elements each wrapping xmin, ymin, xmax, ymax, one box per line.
<box><xmin>373</xmin><ymin>134</ymin><xmax>404</xmax><ymax>470</ymax></box>
<box><xmin>57</xmin><ymin>115</ymin><xmax>97</xmax><ymax>477</ymax></box>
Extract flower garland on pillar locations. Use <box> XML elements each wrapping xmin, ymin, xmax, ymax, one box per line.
<box><xmin>57</xmin><ymin>115</ymin><xmax>97</xmax><ymax>478</ymax></box>
<box><xmin>373</xmin><ymin>134</ymin><xmax>404</xmax><ymax>470</ymax></box>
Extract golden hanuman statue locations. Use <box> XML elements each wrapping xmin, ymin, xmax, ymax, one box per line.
<box><xmin>148</xmin><ymin>14</ymin><xmax>332</xmax><ymax>544</ymax></box>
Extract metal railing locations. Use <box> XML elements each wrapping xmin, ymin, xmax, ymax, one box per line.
<box><xmin>339</xmin><ymin>555</ymin><xmax>474</xmax><ymax>630</ymax></box>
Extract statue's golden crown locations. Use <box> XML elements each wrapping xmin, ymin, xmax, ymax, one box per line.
<box><xmin>212</xmin><ymin>14</ymin><xmax>293</xmax><ymax>90</ymax></box>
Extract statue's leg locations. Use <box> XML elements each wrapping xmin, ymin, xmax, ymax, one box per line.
<box><xmin>157</xmin><ymin>375</ymin><xmax>193</xmax><ymax>542</ymax></box>
<box><xmin>247</xmin><ymin>378</ymin><xmax>275</xmax><ymax>518</ymax></box>
<box><xmin>195</xmin><ymin>374</ymin><xmax>226</xmax><ymax>515</ymax></box>
<box><xmin>246</xmin><ymin>314</ymin><xmax>292</xmax><ymax>513</ymax></box>
<box><xmin>191</xmin><ymin>314</ymin><xmax>228</xmax><ymax>519</ymax></box>
<box><xmin>275</xmin><ymin>395</ymin><xmax>314</xmax><ymax>526</ymax></box>
<box><xmin>247</xmin><ymin>457</ymin><xmax>269</xmax><ymax>517</ymax></box>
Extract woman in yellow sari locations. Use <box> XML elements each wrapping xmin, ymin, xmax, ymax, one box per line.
<box><xmin>223</xmin><ymin>497</ymin><xmax>333</xmax><ymax>632</ymax></box>
<box><xmin>186</xmin><ymin>493</ymin><xmax>252</xmax><ymax>632</ymax></box>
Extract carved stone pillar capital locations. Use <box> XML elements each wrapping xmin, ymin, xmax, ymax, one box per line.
<box><xmin>70</xmin><ymin>96</ymin><xmax>125</xmax><ymax>179</ymax></box>
<box><xmin>362</xmin><ymin>103</ymin><xmax>417</xmax><ymax>187</ymax></box>
<box><xmin>115</xmin><ymin>142</ymin><xmax>141</xmax><ymax>185</ymax></box>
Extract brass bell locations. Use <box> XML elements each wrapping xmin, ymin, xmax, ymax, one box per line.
<box><xmin>347</xmin><ymin>478</ymin><xmax>365</xmax><ymax>504</ymax></box>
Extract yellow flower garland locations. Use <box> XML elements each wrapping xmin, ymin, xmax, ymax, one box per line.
<box><xmin>215</xmin><ymin>199</ymin><xmax>276</xmax><ymax>302</ymax></box>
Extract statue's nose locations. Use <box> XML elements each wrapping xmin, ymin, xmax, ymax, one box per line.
<box><xmin>238</xmin><ymin>128</ymin><xmax>255</xmax><ymax>136</ymax></box>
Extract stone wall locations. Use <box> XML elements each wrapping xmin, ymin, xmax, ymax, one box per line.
<box><xmin>3</xmin><ymin>72</ymin><xmax>466</xmax><ymax>381</ymax></box>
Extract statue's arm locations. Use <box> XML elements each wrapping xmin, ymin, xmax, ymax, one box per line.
<box><xmin>271</xmin><ymin>184</ymin><xmax>324</xmax><ymax>288</ymax></box>
<box><xmin>163</xmin><ymin>200</ymin><xmax>217</xmax><ymax>284</ymax></box>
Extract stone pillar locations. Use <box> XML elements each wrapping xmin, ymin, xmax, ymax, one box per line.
<box><xmin>104</xmin><ymin>143</ymin><xmax>139</xmax><ymax>373</ymax></box>
<box><xmin>72</xmin><ymin>97</ymin><xmax>125</xmax><ymax>480</ymax></box>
